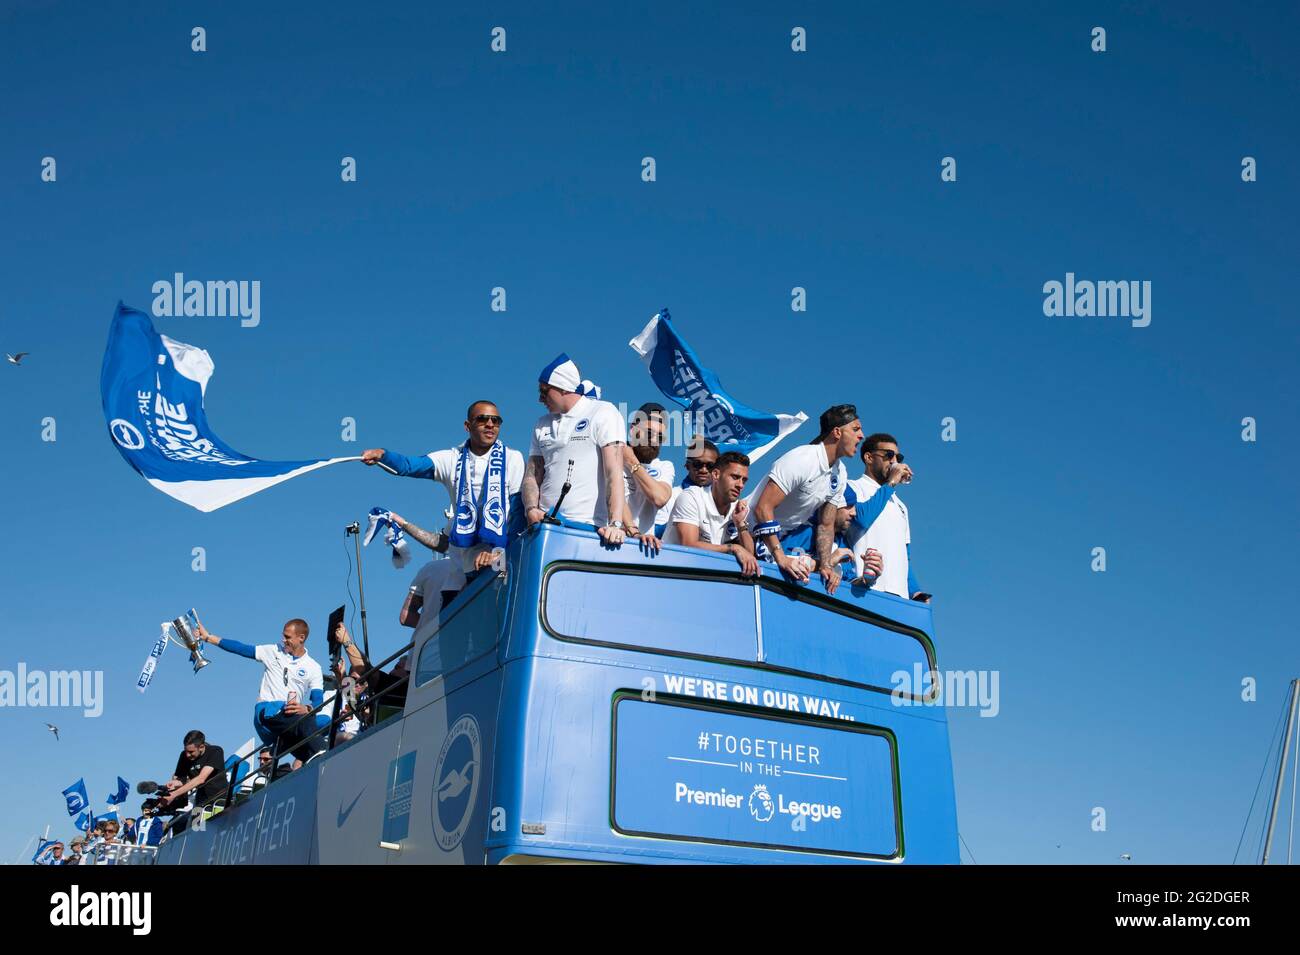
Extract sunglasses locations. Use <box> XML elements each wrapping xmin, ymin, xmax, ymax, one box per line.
<box><xmin>686</xmin><ymin>458</ymin><xmax>718</xmax><ymax>470</ymax></box>
<box><xmin>472</xmin><ymin>414</ymin><xmax>503</xmax><ymax>426</ymax></box>
<box><xmin>870</xmin><ymin>449</ymin><xmax>905</xmax><ymax>463</ymax></box>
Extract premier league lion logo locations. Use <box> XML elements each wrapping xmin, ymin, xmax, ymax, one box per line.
<box><xmin>749</xmin><ymin>784</ymin><xmax>774</xmax><ymax>823</ymax></box>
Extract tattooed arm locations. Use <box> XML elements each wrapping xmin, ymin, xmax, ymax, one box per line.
<box><xmin>388</xmin><ymin>512</ymin><xmax>449</xmax><ymax>553</ymax></box>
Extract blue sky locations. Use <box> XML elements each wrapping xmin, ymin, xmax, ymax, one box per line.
<box><xmin>1</xmin><ymin>1</ymin><xmax>1297</xmax><ymax>863</ymax></box>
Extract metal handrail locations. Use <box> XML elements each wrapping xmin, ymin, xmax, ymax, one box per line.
<box><xmin>198</xmin><ymin>639</ymin><xmax>415</xmax><ymax>819</ymax></box>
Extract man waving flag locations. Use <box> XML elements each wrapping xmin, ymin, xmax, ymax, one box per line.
<box><xmin>629</xmin><ymin>309</ymin><xmax>806</xmax><ymax>462</ymax></box>
<box><xmin>100</xmin><ymin>302</ymin><xmax>359</xmax><ymax>512</ymax></box>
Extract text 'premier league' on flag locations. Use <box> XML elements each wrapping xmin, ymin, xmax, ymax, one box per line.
<box><xmin>99</xmin><ymin>302</ymin><xmax>359</xmax><ymax>512</ymax></box>
<box><xmin>629</xmin><ymin>309</ymin><xmax>806</xmax><ymax>463</ymax></box>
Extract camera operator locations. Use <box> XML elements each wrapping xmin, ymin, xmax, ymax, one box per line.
<box><xmin>159</xmin><ymin>729</ymin><xmax>227</xmax><ymax>832</ymax></box>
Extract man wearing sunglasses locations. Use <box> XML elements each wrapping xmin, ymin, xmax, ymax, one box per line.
<box><xmin>841</xmin><ymin>433</ymin><xmax>928</xmax><ymax>602</ymax></box>
<box><xmin>656</xmin><ymin>438</ymin><xmax>717</xmax><ymax>536</ymax></box>
<box><xmin>361</xmin><ymin>400</ymin><xmax>525</xmax><ymax>592</ymax></box>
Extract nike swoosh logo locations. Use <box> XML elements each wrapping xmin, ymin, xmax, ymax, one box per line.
<box><xmin>337</xmin><ymin>788</ymin><xmax>365</xmax><ymax>828</ymax></box>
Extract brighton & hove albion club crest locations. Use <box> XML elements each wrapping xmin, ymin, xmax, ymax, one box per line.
<box><xmin>109</xmin><ymin>419</ymin><xmax>146</xmax><ymax>450</ymax></box>
<box><xmin>432</xmin><ymin>713</ymin><xmax>481</xmax><ymax>851</ymax></box>
<box><xmin>574</xmin><ymin>419</ymin><xmax>590</xmax><ymax>434</ymax></box>
<box><xmin>749</xmin><ymin>783</ymin><xmax>774</xmax><ymax>823</ymax></box>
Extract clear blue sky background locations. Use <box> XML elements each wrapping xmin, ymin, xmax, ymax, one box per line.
<box><xmin>1</xmin><ymin>1</ymin><xmax>1296</xmax><ymax>864</ymax></box>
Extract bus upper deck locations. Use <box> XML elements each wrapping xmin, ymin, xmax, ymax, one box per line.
<box><xmin>155</xmin><ymin>521</ymin><xmax>959</xmax><ymax>864</ymax></box>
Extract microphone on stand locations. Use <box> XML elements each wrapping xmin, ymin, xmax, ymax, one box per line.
<box><xmin>543</xmin><ymin>460</ymin><xmax>575</xmax><ymax>525</ymax></box>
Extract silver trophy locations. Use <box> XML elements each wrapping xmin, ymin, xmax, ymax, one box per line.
<box><xmin>169</xmin><ymin>609</ymin><xmax>210</xmax><ymax>673</ymax></box>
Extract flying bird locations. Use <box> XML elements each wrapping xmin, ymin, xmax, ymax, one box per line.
<box><xmin>1119</xmin><ymin>853</ymin><xmax>1132</xmax><ymax>861</ymax></box>
<box><xmin>44</xmin><ymin>722</ymin><xmax>59</xmax><ymax>741</ymax></box>
<box><xmin>6</xmin><ymin>352</ymin><xmax>29</xmax><ymax>365</ymax></box>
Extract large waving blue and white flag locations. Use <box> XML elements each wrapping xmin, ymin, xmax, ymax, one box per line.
<box><xmin>100</xmin><ymin>303</ymin><xmax>359</xmax><ymax>512</ymax></box>
<box><xmin>629</xmin><ymin>309</ymin><xmax>807</xmax><ymax>462</ymax></box>
<box><xmin>62</xmin><ymin>778</ymin><xmax>89</xmax><ymax>816</ymax></box>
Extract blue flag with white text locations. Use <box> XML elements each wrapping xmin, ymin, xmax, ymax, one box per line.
<box><xmin>629</xmin><ymin>309</ymin><xmax>807</xmax><ymax>462</ymax></box>
<box><xmin>107</xmin><ymin>776</ymin><xmax>130</xmax><ymax>805</ymax></box>
<box><xmin>100</xmin><ymin>303</ymin><xmax>359</xmax><ymax>512</ymax></box>
<box><xmin>62</xmin><ymin>778</ymin><xmax>89</xmax><ymax>816</ymax></box>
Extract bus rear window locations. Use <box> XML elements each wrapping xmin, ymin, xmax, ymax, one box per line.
<box><xmin>541</xmin><ymin>563</ymin><xmax>935</xmax><ymax>698</ymax></box>
<box><xmin>543</xmin><ymin>566</ymin><xmax>756</xmax><ymax>661</ymax></box>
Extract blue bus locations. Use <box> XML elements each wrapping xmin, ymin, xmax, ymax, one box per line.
<box><xmin>155</xmin><ymin>521</ymin><xmax>958</xmax><ymax>864</ymax></box>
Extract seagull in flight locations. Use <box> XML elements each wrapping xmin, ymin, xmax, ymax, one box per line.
<box><xmin>1119</xmin><ymin>853</ymin><xmax>1132</xmax><ymax>862</ymax></box>
<box><xmin>44</xmin><ymin>722</ymin><xmax>60</xmax><ymax>742</ymax></box>
<box><xmin>5</xmin><ymin>352</ymin><xmax>29</xmax><ymax>365</ymax></box>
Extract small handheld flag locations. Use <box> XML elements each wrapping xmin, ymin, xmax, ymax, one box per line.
<box><xmin>61</xmin><ymin>777</ymin><xmax>89</xmax><ymax>816</ymax></box>
<box><xmin>107</xmin><ymin>776</ymin><xmax>130</xmax><ymax>805</ymax></box>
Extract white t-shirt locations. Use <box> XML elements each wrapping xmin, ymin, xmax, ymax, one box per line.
<box><xmin>744</xmin><ymin>443</ymin><xmax>847</xmax><ymax>534</ymax></box>
<box><xmin>424</xmin><ymin>446</ymin><xmax>524</xmax><ymax>575</ymax></box>
<box><xmin>625</xmin><ymin>457</ymin><xmax>676</xmax><ymax>534</ymax></box>
<box><xmin>253</xmin><ymin>645</ymin><xmax>323</xmax><ymax>706</ymax></box>
<box><xmin>409</xmin><ymin>558</ymin><xmax>457</xmax><ymax>606</ymax></box>
<box><xmin>845</xmin><ymin>475</ymin><xmax>911</xmax><ymax>598</ymax></box>
<box><xmin>530</xmin><ymin>396</ymin><xmax>627</xmax><ymax>525</ymax></box>
<box><xmin>662</xmin><ymin>484</ymin><xmax>742</xmax><ymax>547</ymax></box>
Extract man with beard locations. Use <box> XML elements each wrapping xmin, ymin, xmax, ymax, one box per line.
<box><xmin>663</xmin><ymin>451</ymin><xmax>759</xmax><ymax>576</ymax></box>
<box><xmin>623</xmin><ymin>402</ymin><xmax>675</xmax><ymax>549</ymax></box>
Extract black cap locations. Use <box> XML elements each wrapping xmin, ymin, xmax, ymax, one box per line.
<box><xmin>810</xmin><ymin>404</ymin><xmax>859</xmax><ymax>443</ymax></box>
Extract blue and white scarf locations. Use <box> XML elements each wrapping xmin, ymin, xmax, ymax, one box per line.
<box><xmin>450</xmin><ymin>440</ymin><xmax>508</xmax><ymax>548</ymax></box>
<box><xmin>364</xmin><ymin>507</ymin><xmax>412</xmax><ymax>568</ymax></box>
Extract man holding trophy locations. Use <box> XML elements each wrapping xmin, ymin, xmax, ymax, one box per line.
<box><xmin>196</xmin><ymin>617</ymin><xmax>328</xmax><ymax>768</ymax></box>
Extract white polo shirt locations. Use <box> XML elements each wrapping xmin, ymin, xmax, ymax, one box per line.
<box><xmin>423</xmin><ymin>446</ymin><xmax>524</xmax><ymax>576</ymax></box>
<box><xmin>745</xmin><ymin>443</ymin><xmax>847</xmax><ymax>534</ymax></box>
<box><xmin>530</xmin><ymin>396</ymin><xmax>627</xmax><ymax>526</ymax></box>
<box><xmin>662</xmin><ymin>484</ymin><xmax>742</xmax><ymax>546</ymax></box>
<box><xmin>253</xmin><ymin>645</ymin><xmax>323</xmax><ymax>705</ymax></box>
<box><xmin>625</xmin><ymin>457</ymin><xmax>676</xmax><ymax>534</ymax></box>
<box><xmin>845</xmin><ymin>475</ymin><xmax>911</xmax><ymax>598</ymax></box>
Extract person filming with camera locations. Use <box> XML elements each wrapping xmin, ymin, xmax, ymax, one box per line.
<box><xmin>158</xmin><ymin>729</ymin><xmax>227</xmax><ymax>832</ymax></box>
